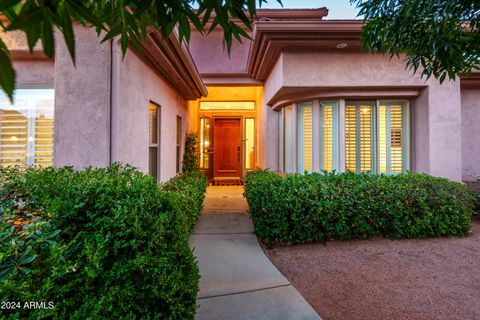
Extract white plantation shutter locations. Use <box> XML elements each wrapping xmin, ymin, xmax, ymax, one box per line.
<box><xmin>319</xmin><ymin>101</ymin><xmax>339</xmax><ymax>171</ymax></box>
<box><xmin>297</xmin><ymin>103</ymin><xmax>313</xmax><ymax>172</ymax></box>
<box><xmin>377</xmin><ymin>101</ymin><xmax>408</xmax><ymax>174</ymax></box>
<box><xmin>345</xmin><ymin>102</ymin><xmax>375</xmax><ymax>173</ymax></box>
<box><xmin>0</xmin><ymin>89</ymin><xmax>54</xmax><ymax>168</ymax></box>
<box><xmin>345</xmin><ymin>105</ymin><xmax>357</xmax><ymax>172</ymax></box>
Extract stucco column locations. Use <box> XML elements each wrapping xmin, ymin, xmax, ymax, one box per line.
<box><xmin>54</xmin><ymin>26</ymin><xmax>112</xmax><ymax>169</ymax></box>
<box><xmin>425</xmin><ymin>80</ymin><xmax>462</xmax><ymax>181</ymax></box>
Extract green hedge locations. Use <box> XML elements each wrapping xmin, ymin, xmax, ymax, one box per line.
<box><xmin>245</xmin><ymin>170</ymin><xmax>474</xmax><ymax>245</ymax></box>
<box><xmin>0</xmin><ymin>164</ymin><xmax>207</xmax><ymax>319</ymax></box>
<box><xmin>162</xmin><ymin>172</ymin><xmax>208</xmax><ymax>233</ymax></box>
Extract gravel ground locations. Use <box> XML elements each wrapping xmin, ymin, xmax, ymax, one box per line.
<box><xmin>263</xmin><ymin>218</ymin><xmax>480</xmax><ymax>320</ymax></box>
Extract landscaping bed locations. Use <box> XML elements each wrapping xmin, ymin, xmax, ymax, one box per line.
<box><xmin>245</xmin><ymin>171</ymin><xmax>474</xmax><ymax>245</ymax></box>
<box><xmin>263</xmin><ymin>217</ymin><xmax>480</xmax><ymax>320</ymax></box>
<box><xmin>0</xmin><ymin>164</ymin><xmax>207</xmax><ymax>319</ymax></box>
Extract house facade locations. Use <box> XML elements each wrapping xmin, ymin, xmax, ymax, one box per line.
<box><xmin>0</xmin><ymin>8</ymin><xmax>479</xmax><ymax>183</ymax></box>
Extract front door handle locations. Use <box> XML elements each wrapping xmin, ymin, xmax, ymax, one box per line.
<box><xmin>237</xmin><ymin>146</ymin><xmax>240</xmax><ymax>162</ymax></box>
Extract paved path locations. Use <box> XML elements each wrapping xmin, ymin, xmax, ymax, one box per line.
<box><xmin>190</xmin><ymin>186</ymin><xmax>321</xmax><ymax>320</ymax></box>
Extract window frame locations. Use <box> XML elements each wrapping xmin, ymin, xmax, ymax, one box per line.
<box><xmin>176</xmin><ymin>115</ymin><xmax>182</xmax><ymax>173</ymax></box>
<box><xmin>319</xmin><ymin>101</ymin><xmax>340</xmax><ymax>172</ymax></box>
<box><xmin>376</xmin><ymin>100</ymin><xmax>411</xmax><ymax>174</ymax></box>
<box><xmin>345</xmin><ymin>100</ymin><xmax>376</xmax><ymax>173</ymax></box>
<box><xmin>148</xmin><ymin>102</ymin><xmax>161</xmax><ymax>181</ymax></box>
<box><xmin>297</xmin><ymin>102</ymin><xmax>314</xmax><ymax>173</ymax></box>
<box><xmin>283</xmin><ymin>105</ymin><xmax>295</xmax><ymax>173</ymax></box>
<box><xmin>0</xmin><ymin>87</ymin><xmax>55</xmax><ymax>168</ymax></box>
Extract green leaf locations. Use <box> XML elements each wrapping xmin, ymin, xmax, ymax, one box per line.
<box><xmin>0</xmin><ymin>0</ymin><xmax>21</xmax><ymax>11</ymax></box>
<box><xmin>0</xmin><ymin>39</ymin><xmax>15</xmax><ymax>102</ymax></box>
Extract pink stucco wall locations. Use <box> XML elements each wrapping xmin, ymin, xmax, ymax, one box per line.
<box><xmin>112</xmin><ymin>48</ymin><xmax>188</xmax><ymax>181</ymax></box>
<box><xmin>461</xmin><ymin>89</ymin><xmax>480</xmax><ymax>181</ymax></box>
<box><xmin>53</xmin><ymin>26</ymin><xmax>189</xmax><ymax>181</ymax></box>
<box><xmin>54</xmin><ymin>26</ymin><xmax>112</xmax><ymax>169</ymax></box>
<box><xmin>188</xmin><ymin>30</ymin><xmax>251</xmax><ymax>75</ymax></box>
<box><xmin>264</xmin><ymin>51</ymin><xmax>463</xmax><ymax>181</ymax></box>
<box><xmin>1</xmin><ymin>31</ymin><xmax>54</xmax><ymax>86</ymax></box>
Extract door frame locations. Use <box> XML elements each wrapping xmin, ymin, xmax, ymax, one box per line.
<box><xmin>212</xmin><ymin>116</ymin><xmax>244</xmax><ymax>179</ymax></box>
<box><xmin>198</xmin><ymin>106</ymin><xmax>257</xmax><ymax>182</ymax></box>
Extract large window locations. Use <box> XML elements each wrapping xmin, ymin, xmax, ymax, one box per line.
<box><xmin>0</xmin><ymin>89</ymin><xmax>54</xmax><ymax>168</ymax></box>
<box><xmin>176</xmin><ymin>116</ymin><xmax>182</xmax><ymax>173</ymax></box>
<box><xmin>283</xmin><ymin>101</ymin><xmax>339</xmax><ymax>173</ymax></box>
<box><xmin>283</xmin><ymin>105</ymin><xmax>294</xmax><ymax>173</ymax></box>
<box><xmin>345</xmin><ymin>100</ymin><xmax>410</xmax><ymax>174</ymax></box>
<box><xmin>282</xmin><ymin>99</ymin><xmax>409</xmax><ymax>175</ymax></box>
<box><xmin>148</xmin><ymin>103</ymin><xmax>160</xmax><ymax>181</ymax></box>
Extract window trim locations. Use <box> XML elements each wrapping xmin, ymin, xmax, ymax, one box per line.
<box><xmin>345</xmin><ymin>100</ymin><xmax>376</xmax><ymax>173</ymax></box>
<box><xmin>319</xmin><ymin>100</ymin><xmax>340</xmax><ymax>172</ymax></box>
<box><xmin>376</xmin><ymin>100</ymin><xmax>411</xmax><ymax>174</ymax></box>
<box><xmin>297</xmin><ymin>102</ymin><xmax>313</xmax><ymax>173</ymax></box>
<box><xmin>281</xmin><ymin>98</ymin><xmax>411</xmax><ymax>175</ymax></box>
<box><xmin>148</xmin><ymin>102</ymin><xmax>161</xmax><ymax>181</ymax></box>
<box><xmin>176</xmin><ymin>115</ymin><xmax>182</xmax><ymax>173</ymax></box>
<box><xmin>0</xmin><ymin>87</ymin><xmax>55</xmax><ymax>168</ymax></box>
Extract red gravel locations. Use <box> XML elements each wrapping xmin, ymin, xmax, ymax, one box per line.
<box><xmin>263</xmin><ymin>218</ymin><xmax>480</xmax><ymax>320</ymax></box>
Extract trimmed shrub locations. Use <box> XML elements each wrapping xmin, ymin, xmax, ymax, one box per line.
<box><xmin>244</xmin><ymin>170</ymin><xmax>474</xmax><ymax>245</ymax></box>
<box><xmin>163</xmin><ymin>172</ymin><xmax>208</xmax><ymax>232</ymax></box>
<box><xmin>182</xmin><ymin>133</ymin><xmax>200</xmax><ymax>174</ymax></box>
<box><xmin>0</xmin><ymin>164</ymin><xmax>207</xmax><ymax>319</ymax></box>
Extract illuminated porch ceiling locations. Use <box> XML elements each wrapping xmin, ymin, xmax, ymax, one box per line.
<box><xmin>247</xmin><ymin>20</ymin><xmax>364</xmax><ymax>81</ymax></box>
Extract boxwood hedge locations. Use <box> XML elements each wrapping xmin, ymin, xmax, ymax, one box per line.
<box><xmin>245</xmin><ymin>170</ymin><xmax>474</xmax><ymax>245</ymax></box>
<box><xmin>0</xmin><ymin>164</ymin><xmax>207</xmax><ymax>319</ymax></box>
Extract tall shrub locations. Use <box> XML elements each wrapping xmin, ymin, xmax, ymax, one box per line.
<box><xmin>182</xmin><ymin>132</ymin><xmax>200</xmax><ymax>174</ymax></box>
<box><xmin>245</xmin><ymin>170</ymin><xmax>474</xmax><ymax>245</ymax></box>
<box><xmin>0</xmin><ymin>164</ymin><xmax>206</xmax><ymax>319</ymax></box>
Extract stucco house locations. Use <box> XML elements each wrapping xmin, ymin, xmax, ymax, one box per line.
<box><xmin>0</xmin><ymin>8</ymin><xmax>479</xmax><ymax>184</ymax></box>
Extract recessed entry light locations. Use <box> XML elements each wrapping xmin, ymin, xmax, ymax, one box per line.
<box><xmin>336</xmin><ymin>42</ymin><xmax>348</xmax><ymax>49</ymax></box>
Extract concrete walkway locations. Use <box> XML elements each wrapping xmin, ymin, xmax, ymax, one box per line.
<box><xmin>190</xmin><ymin>186</ymin><xmax>321</xmax><ymax>320</ymax></box>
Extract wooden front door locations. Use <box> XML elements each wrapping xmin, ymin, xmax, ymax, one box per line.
<box><xmin>214</xmin><ymin>118</ymin><xmax>241</xmax><ymax>178</ymax></box>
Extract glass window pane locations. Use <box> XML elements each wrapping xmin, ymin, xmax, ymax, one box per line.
<box><xmin>378</xmin><ymin>101</ymin><xmax>406</xmax><ymax>174</ymax></box>
<box><xmin>245</xmin><ymin>118</ymin><xmax>255</xmax><ymax>169</ymax></box>
<box><xmin>200</xmin><ymin>117</ymin><xmax>211</xmax><ymax>169</ymax></box>
<box><xmin>299</xmin><ymin>105</ymin><xmax>313</xmax><ymax>171</ymax></box>
<box><xmin>148</xmin><ymin>103</ymin><xmax>160</xmax><ymax>180</ymax></box>
<box><xmin>320</xmin><ymin>101</ymin><xmax>338</xmax><ymax>172</ymax></box>
<box><xmin>345</xmin><ymin>102</ymin><xmax>374</xmax><ymax>173</ymax></box>
<box><xmin>390</xmin><ymin>104</ymin><xmax>404</xmax><ymax>173</ymax></box>
<box><xmin>149</xmin><ymin>104</ymin><xmax>158</xmax><ymax>145</ymax></box>
<box><xmin>345</xmin><ymin>105</ymin><xmax>357</xmax><ymax>172</ymax></box>
<box><xmin>359</xmin><ymin>104</ymin><xmax>372</xmax><ymax>172</ymax></box>
<box><xmin>200</xmin><ymin>101</ymin><xmax>255</xmax><ymax>111</ymax></box>
<box><xmin>284</xmin><ymin>106</ymin><xmax>293</xmax><ymax>173</ymax></box>
<box><xmin>176</xmin><ymin>116</ymin><xmax>182</xmax><ymax>173</ymax></box>
<box><xmin>378</xmin><ymin>105</ymin><xmax>388</xmax><ymax>173</ymax></box>
<box><xmin>0</xmin><ymin>89</ymin><xmax>54</xmax><ymax>168</ymax></box>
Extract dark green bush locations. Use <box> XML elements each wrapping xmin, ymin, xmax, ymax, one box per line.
<box><xmin>244</xmin><ymin>170</ymin><xmax>474</xmax><ymax>245</ymax></box>
<box><xmin>182</xmin><ymin>133</ymin><xmax>200</xmax><ymax>174</ymax></box>
<box><xmin>0</xmin><ymin>164</ymin><xmax>207</xmax><ymax>319</ymax></box>
<box><xmin>163</xmin><ymin>172</ymin><xmax>208</xmax><ymax>232</ymax></box>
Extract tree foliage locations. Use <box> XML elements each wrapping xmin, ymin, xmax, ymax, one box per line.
<box><xmin>182</xmin><ymin>132</ymin><xmax>200</xmax><ymax>174</ymax></box>
<box><xmin>0</xmin><ymin>0</ymin><xmax>280</xmax><ymax>101</ymax></box>
<box><xmin>352</xmin><ymin>0</ymin><xmax>480</xmax><ymax>82</ymax></box>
